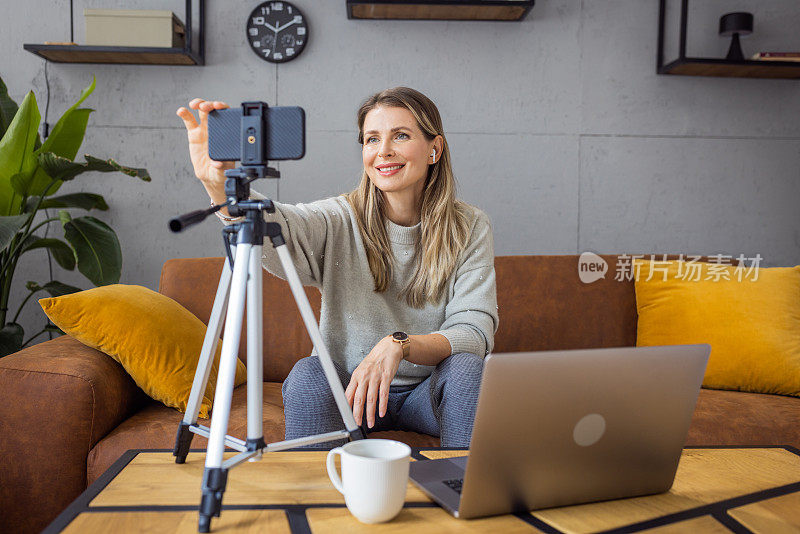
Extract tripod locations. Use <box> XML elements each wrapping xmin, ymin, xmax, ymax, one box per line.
<box><xmin>170</xmin><ymin>166</ymin><xmax>364</xmax><ymax>532</ymax></box>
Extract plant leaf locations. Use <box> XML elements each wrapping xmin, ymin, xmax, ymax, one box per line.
<box><xmin>38</xmin><ymin>152</ymin><xmax>151</xmax><ymax>183</ymax></box>
<box><xmin>27</xmin><ymin>192</ymin><xmax>109</xmax><ymax>212</ymax></box>
<box><xmin>0</xmin><ymin>322</ymin><xmax>24</xmax><ymax>356</ymax></box>
<box><xmin>62</xmin><ymin>216</ymin><xmax>121</xmax><ymax>286</ymax></box>
<box><xmin>27</xmin><ymin>280</ymin><xmax>82</xmax><ymax>297</ymax></box>
<box><xmin>0</xmin><ymin>214</ymin><xmax>30</xmax><ymax>251</ymax></box>
<box><xmin>36</xmin><ymin>77</ymin><xmax>94</xmax><ymax>159</ymax></box>
<box><xmin>25</xmin><ymin>77</ymin><xmax>96</xmax><ymax>198</ymax></box>
<box><xmin>21</xmin><ymin>236</ymin><xmax>77</xmax><ymax>270</ymax></box>
<box><xmin>58</xmin><ymin>209</ymin><xmax>71</xmax><ymax>225</ymax></box>
<box><xmin>28</xmin><ymin>110</ymin><xmax>93</xmax><ymax>196</ymax></box>
<box><xmin>0</xmin><ymin>91</ymin><xmax>40</xmax><ymax>215</ymax></box>
<box><xmin>0</xmin><ymin>76</ymin><xmax>19</xmax><ymax>141</ymax></box>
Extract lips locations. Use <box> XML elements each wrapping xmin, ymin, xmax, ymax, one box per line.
<box><xmin>376</xmin><ymin>163</ymin><xmax>405</xmax><ymax>176</ymax></box>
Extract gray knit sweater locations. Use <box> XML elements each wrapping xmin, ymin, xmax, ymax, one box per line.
<box><xmin>242</xmin><ymin>190</ymin><xmax>499</xmax><ymax>386</ymax></box>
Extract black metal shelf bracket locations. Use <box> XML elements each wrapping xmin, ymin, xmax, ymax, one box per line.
<box><xmin>656</xmin><ymin>0</ymin><xmax>800</xmax><ymax>79</ymax></box>
<box><xmin>184</xmin><ymin>0</ymin><xmax>206</xmax><ymax>66</ymax></box>
<box><xmin>25</xmin><ymin>0</ymin><xmax>204</xmax><ymax>66</ymax></box>
<box><xmin>657</xmin><ymin>0</ymin><xmax>690</xmax><ymax>72</ymax></box>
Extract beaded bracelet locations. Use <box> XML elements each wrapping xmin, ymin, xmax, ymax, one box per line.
<box><xmin>212</xmin><ymin>201</ymin><xmax>244</xmax><ymax>222</ymax></box>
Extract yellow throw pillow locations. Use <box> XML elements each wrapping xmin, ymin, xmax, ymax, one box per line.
<box><xmin>633</xmin><ymin>258</ymin><xmax>800</xmax><ymax>397</ymax></box>
<box><xmin>40</xmin><ymin>284</ymin><xmax>247</xmax><ymax>418</ymax></box>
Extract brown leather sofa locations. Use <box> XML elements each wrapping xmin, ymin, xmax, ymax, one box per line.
<box><xmin>2</xmin><ymin>254</ymin><xmax>799</xmax><ymax>533</ymax></box>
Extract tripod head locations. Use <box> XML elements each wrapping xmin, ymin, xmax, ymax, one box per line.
<box><xmin>170</xmin><ymin>101</ymin><xmax>292</xmax><ymax>233</ymax></box>
<box><xmin>222</xmin><ymin>165</ymin><xmax>279</xmax><ymax>219</ymax></box>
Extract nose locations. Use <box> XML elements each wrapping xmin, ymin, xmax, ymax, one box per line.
<box><xmin>378</xmin><ymin>138</ymin><xmax>395</xmax><ymax>158</ymax></box>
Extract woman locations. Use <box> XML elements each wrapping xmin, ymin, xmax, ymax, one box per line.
<box><xmin>177</xmin><ymin>87</ymin><xmax>498</xmax><ymax>447</ymax></box>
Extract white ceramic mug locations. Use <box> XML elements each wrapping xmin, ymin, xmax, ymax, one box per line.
<box><xmin>326</xmin><ymin>439</ymin><xmax>411</xmax><ymax>523</ymax></box>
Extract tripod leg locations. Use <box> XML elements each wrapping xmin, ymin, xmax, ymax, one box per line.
<box><xmin>245</xmin><ymin>246</ymin><xmax>265</xmax><ymax>456</ymax></box>
<box><xmin>271</xmin><ymin>243</ymin><xmax>364</xmax><ymax>439</ymax></box>
<box><xmin>199</xmin><ymin>243</ymin><xmax>251</xmax><ymax>532</ymax></box>
<box><xmin>175</xmin><ymin>257</ymin><xmax>234</xmax><ymax>464</ymax></box>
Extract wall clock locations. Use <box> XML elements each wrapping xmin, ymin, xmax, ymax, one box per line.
<box><xmin>246</xmin><ymin>1</ymin><xmax>309</xmax><ymax>63</ymax></box>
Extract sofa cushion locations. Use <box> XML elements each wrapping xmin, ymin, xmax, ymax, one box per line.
<box><xmin>634</xmin><ymin>259</ymin><xmax>800</xmax><ymax>397</ymax></box>
<box><xmin>87</xmin><ymin>382</ymin><xmax>440</xmax><ymax>485</ymax></box>
<box><xmin>686</xmin><ymin>388</ymin><xmax>800</xmax><ymax>447</ymax></box>
<box><xmin>40</xmin><ymin>284</ymin><xmax>248</xmax><ymax>417</ymax></box>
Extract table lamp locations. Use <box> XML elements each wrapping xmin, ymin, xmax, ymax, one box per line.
<box><xmin>719</xmin><ymin>12</ymin><xmax>753</xmax><ymax>61</ymax></box>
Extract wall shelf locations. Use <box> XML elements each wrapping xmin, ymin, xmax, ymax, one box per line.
<box><xmin>23</xmin><ymin>0</ymin><xmax>204</xmax><ymax>66</ymax></box>
<box><xmin>346</xmin><ymin>0</ymin><xmax>535</xmax><ymax>21</ymax></box>
<box><xmin>658</xmin><ymin>0</ymin><xmax>800</xmax><ymax>79</ymax></box>
<box><xmin>660</xmin><ymin>57</ymin><xmax>800</xmax><ymax>79</ymax></box>
<box><xmin>22</xmin><ymin>44</ymin><xmax>201</xmax><ymax>65</ymax></box>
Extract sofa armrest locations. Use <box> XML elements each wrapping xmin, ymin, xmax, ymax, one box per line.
<box><xmin>0</xmin><ymin>335</ymin><xmax>147</xmax><ymax>533</ymax></box>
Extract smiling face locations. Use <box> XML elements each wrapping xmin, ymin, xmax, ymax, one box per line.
<box><xmin>361</xmin><ymin>106</ymin><xmax>441</xmax><ymax>210</ymax></box>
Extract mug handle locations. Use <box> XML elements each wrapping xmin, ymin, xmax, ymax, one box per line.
<box><xmin>326</xmin><ymin>447</ymin><xmax>345</xmax><ymax>494</ymax></box>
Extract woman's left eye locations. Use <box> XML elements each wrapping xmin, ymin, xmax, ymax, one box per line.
<box><xmin>397</xmin><ymin>133</ymin><xmax>409</xmax><ymax>140</ymax></box>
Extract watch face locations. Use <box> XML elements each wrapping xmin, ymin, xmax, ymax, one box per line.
<box><xmin>246</xmin><ymin>1</ymin><xmax>309</xmax><ymax>63</ymax></box>
<box><xmin>392</xmin><ymin>331</ymin><xmax>409</xmax><ymax>341</ymax></box>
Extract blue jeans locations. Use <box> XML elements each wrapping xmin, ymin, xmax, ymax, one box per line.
<box><xmin>282</xmin><ymin>353</ymin><xmax>484</xmax><ymax>448</ymax></box>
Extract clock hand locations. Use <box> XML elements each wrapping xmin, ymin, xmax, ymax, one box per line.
<box><xmin>275</xmin><ymin>19</ymin><xmax>299</xmax><ymax>33</ymax></box>
<box><xmin>262</xmin><ymin>21</ymin><xmax>279</xmax><ymax>32</ymax></box>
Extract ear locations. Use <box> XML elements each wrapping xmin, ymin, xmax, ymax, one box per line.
<box><xmin>431</xmin><ymin>135</ymin><xmax>444</xmax><ymax>162</ymax></box>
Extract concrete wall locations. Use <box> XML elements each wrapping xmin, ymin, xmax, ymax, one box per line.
<box><xmin>2</xmin><ymin>0</ymin><xmax>799</xmax><ymax>339</ymax></box>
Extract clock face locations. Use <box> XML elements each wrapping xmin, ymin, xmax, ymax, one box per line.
<box><xmin>246</xmin><ymin>1</ymin><xmax>308</xmax><ymax>63</ymax></box>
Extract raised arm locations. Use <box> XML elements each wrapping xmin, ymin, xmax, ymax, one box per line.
<box><xmin>176</xmin><ymin>98</ymin><xmax>328</xmax><ymax>287</ymax></box>
<box><xmin>248</xmin><ymin>189</ymin><xmax>329</xmax><ymax>288</ymax></box>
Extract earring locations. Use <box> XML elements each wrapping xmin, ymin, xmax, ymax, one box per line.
<box><xmin>431</xmin><ymin>149</ymin><xmax>436</xmax><ymax>162</ymax></box>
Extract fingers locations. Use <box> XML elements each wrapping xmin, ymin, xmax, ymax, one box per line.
<box><xmin>175</xmin><ymin>106</ymin><xmax>198</xmax><ymax>130</ymax></box>
<box><xmin>352</xmin><ymin>380</ymin><xmax>367</xmax><ymax>427</ymax></box>
<box><xmin>180</xmin><ymin>99</ymin><xmax>232</xmax><ymax>133</ymax></box>
<box><xmin>378</xmin><ymin>378</ymin><xmax>390</xmax><ymax>419</ymax></box>
<box><xmin>187</xmin><ymin>98</ymin><xmax>217</xmax><ymax>131</ymax></box>
<box><xmin>188</xmin><ymin>98</ymin><xmax>230</xmax><ymax>111</ymax></box>
<box><xmin>366</xmin><ymin>376</ymin><xmax>380</xmax><ymax>428</ymax></box>
<box><xmin>180</xmin><ymin>98</ymin><xmax>211</xmax><ymax>130</ymax></box>
<box><xmin>345</xmin><ymin>378</ymin><xmax>356</xmax><ymax>408</ymax></box>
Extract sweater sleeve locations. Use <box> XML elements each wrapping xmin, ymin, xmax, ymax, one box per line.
<box><xmin>221</xmin><ymin>189</ymin><xmax>328</xmax><ymax>288</ymax></box>
<box><xmin>430</xmin><ymin>211</ymin><xmax>499</xmax><ymax>357</ymax></box>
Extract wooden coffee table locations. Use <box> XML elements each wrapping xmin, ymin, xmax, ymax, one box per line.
<box><xmin>45</xmin><ymin>447</ymin><xmax>800</xmax><ymax>533</ymax></box>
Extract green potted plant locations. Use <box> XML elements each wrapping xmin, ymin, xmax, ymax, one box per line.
<box><xmin>0</xmin><ymin>74</ymin><xmax>150</xmax><ymax>356</ymax></box>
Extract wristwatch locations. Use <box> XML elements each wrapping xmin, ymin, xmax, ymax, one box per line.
<box><xmin>391</xmin><ymin>331</ymin><xmax>411</xmax><ymax>360</ymax></box>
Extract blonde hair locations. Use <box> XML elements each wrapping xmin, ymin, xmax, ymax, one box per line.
<box><xmin>343</xmin><ymin>87</ymin><xmax>472</xmax><ymax>308</ymax></box>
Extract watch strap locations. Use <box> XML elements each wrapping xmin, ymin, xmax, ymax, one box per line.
<box><xmin>392</xmin><ymin>333</ymin><xmax>411</xmax><ymax>360</ymax></box>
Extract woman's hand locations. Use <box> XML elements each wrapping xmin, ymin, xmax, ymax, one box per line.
<box><xmin>345</xmin><ymin>337</ymin><xmax>404</xmax><ymax>428</ymax></box>
<box><xmin>176</xmin><ymin>99</ymin><xmax>235</xmax><ymax>202</ymax></box>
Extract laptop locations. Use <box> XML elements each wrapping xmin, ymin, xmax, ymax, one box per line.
<box><xmin>409</xmin><ymin>344</ymin><xmax>710</xmax><ymax>519</ymax></box>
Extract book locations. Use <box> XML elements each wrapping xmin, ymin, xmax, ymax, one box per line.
<box><xmin>751</xmin><ymin>52</ymin><xmax>800</xmax><ymax>61</ymax></box>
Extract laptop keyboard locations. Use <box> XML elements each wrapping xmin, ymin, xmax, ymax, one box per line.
<box><xmin>443</xmin><ymin>478</ymin><xmax>464</xmax><ymax>494</ymax></box>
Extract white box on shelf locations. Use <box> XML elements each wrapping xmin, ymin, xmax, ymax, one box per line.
<box><xmin>84</xmin><ymin>9</ymin><xmax>185</xmax><ymax>48</ymax></box>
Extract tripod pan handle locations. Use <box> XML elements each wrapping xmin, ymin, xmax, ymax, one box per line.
<box><xmin>170</xmin><ymin>208</ymin><xmax>214</xmax><ymax>233</ymax></box>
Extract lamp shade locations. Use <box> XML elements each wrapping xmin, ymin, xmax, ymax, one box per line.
<box><xmin>719</xmin><ymin>12</ymin><xmax>753</xmax><ymax>37</ymax></box>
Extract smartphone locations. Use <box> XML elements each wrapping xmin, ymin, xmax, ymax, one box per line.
<box><xmin>208</xmin><ymin>105</ymin><xmax>305</xmax><ymax>161</ymax></box>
